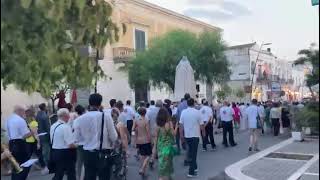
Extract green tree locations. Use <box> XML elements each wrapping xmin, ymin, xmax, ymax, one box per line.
<box><xmin>294</xmin><ymin>43</ymin><xmax>319</xmax><ymax>99</ymax></box>
<box><xmin>1</xmin><ymin>0</ymin><xmax>122</xmax><ymax>98</ymax></box>
<box><xmin>129</xmin><ymin>30</ymin><xmax>198</xmax><ymax>91</ymax></box>
<box><xmin>215</xmin><ymin>84</ymin><xmax>231</xmax><ymax>101</ymax></box>
<box><xmin>234</xmin><ymin>87</ymin><xmax>246</xmax><ymax>101</ymax></box>
<box><xmin>128</xmin><ymin>30</ymin><xmax>230</xmax><ymax>99</ymax></box>
<box><xmin>194</xmin><ymin>31</ymin><xmax>230</xmax><ymax>102</ymax></box>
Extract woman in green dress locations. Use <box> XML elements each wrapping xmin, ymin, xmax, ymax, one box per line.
<box><xmin>155</xmin><ymin>108</ymin><xmax>177</xmax><ymax>180</ymax></box>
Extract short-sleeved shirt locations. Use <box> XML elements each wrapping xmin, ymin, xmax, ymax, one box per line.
<box><xmin>124</xmin><ymin>105</ymin><xmax>135</xmax><ymax>121</ymax></box>
<box><xmin>219</xmin><ymin>106</ymin><xmax>234</xmax><ymax>122</ymax></box>
<box><xmin>146</xmin><ymin>106</ymin><xmax>160</xmax><ymax>136</ymax></box>
<box><xmin>270</xmin><ymin>108</ymin><xmax>281</xmax><ymax>119</ymax></box>
<box><xmin>26</xmin><ymin>120</ymin><xmax>38</xmax><ymax>143</ymax></box>
<box><xmin>50</xmin><ymin>120</ymin><xmax>74</xmax><ymax>149</ymax></box>
<box><xmin>179</xmin><ymin>107</ymin><xmax>203</xmax><ymax>138</ymax></box>
<box><xmin>6</xmin><ymin>113</ymin><xmax>30</xmax><ymax>140</ymax></box>
<box><xmin>73</xmin><ymin>111</ymin><xmax>118</xmax><ymax>151</ymax></box>
<box><xmin>199</xmin><ymin>106</ymin><xmax>213</xmax><ymax>123</ymax></box>
<box><xmin>245</xmin><ymin>105</ymin><xmax>259</xmax><ymax>129</ymax></box>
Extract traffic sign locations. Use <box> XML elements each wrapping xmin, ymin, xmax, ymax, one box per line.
<box><xmin>271</xmin><ymin>82</ymin><xmax>281</xmax><ymax>92</ymax></box>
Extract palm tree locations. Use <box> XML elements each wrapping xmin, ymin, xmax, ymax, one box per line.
<box><xmin>294</xmin><ymin>43</ymin><xmax>319</xmax><ymax>99</ymax></box>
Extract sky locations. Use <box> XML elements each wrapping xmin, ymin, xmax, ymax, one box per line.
<box><xmin>145</xmin><ymin>0</ymin><xmax>319</xmax><ymax>60</ymax></box>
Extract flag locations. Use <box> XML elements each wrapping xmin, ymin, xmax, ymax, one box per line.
<box><xmin>71</xmin><ymin>89</ymin><xmax>77</xmax><ymax>105</ymax></box>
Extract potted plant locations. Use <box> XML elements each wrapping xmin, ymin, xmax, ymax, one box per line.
<box><xmin>302</xmin><ymin>102</ymin><xmax>319</xmax><ymax>136</ymax></box>
<box><xmin>291</xmin><ymin>105</ymin><xmax>304</xmax><ymax>141</ymax></box>
<box><xmin>292</xmin><ymin>101</ymin><xmax>319</xmax><ymax>141</ymax></box>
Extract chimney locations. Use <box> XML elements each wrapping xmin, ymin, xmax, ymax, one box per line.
<box><xmin>267</xmin><ymin>48</ymin><xmax>271</xmax><ymax>53</ymax></box>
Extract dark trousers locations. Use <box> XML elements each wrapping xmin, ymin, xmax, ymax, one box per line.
<box><xmin>185</xmin><ymin>137</ymin><xmax>199</xmax><ymax>175</ymax></box>
<box><xmin>272</xmin><ymin>118</ymin><xmax>280</xmax><ymax>136</ymax></box>
<box><xmin>222</xmin><ymin>121</ymin><xmax>236</xmax><ymax>146</ymax></box>
<box><xmin>9</xmin><ymin>139</ymin><xmax>31</xmax><ymax>180</ymax></box>
<box><xmin>127</xmin><ymin>120</ymin><xmax>133</xmax><ymax>144</ymax></box>
<box><xmin>51</xmin><ymin>149</ymin><xmax>76</xmax><ymax>180</ymax></box>
<box><xmin>183</xmin><ymin>137</ymin><xmax>190</xmax><ymax>166</ymax></box>
<box><xmin>83</xmin><ymin>150</ymin><xmax>113</xmax><ymax>180</ymax></box>
<box><xmin>202</xmin><ymin>122</ymin><xmax>216</xmax><ymax>150</ymax></box>
<box><xmin>26</xmin><ymin>142</ymin><xmax>45</xmax><ymax>167</ymax></box>
<box><xmin>76</xmin><ymin>146</ymin><xmax>84</xmax><ymax>180</ymax></box>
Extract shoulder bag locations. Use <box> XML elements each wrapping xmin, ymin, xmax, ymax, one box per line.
<box><xmin>48</xmin><ymin>123</ymin><xmax>63</xmax><ymax>174</ymax></box>
<box><xmin>97</xmin><ymin>112</ymin><xmax>116</xmax><ymax>169</ymax></box>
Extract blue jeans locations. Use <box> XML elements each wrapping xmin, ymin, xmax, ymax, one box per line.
<box><xmin>185</xmin><ymin>137</ymin><xmax>199</xmax><ymax>175</ymax></box>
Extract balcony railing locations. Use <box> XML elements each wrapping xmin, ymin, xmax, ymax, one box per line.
<box><xmin>113</xmin><ymin>47</ymin><xmax>135</xmax><ymax>63</ymax></box>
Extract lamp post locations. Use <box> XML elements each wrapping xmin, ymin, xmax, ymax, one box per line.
<box><xmin>250</xmin><ymin>42</ymin><xmax>272</xmax><ymax>100</ymax></box>
<box><xmin>94</xmin><ymin>49</ymin><xmax>99</xmax><ymax>93</ymax></box>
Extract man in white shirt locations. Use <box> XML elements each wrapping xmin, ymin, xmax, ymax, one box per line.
<box><xmin>6</xmin><ymin>105</ymin><xmax>33</xmax><ymax>180</ymax></box>
<box><xmin>180</xmin><ymin>98</ymin><xmax>204</xmax><ymax>177</ymax></box>
<box><xmin>245</xmin><ymin>99</ymin><xmax>260</xmax><ymax>152</ymax></box>
<box><xmin>73</xmin><ymin>93</ymin><xmax>118</xmax><ymax>180</ymax></box>
<box><xmin>124</xmin><ymin>100</ymin><xmax>135</xmax><ymax>145</ymax></box>
<box><xmin>199</xmin><ymin>99</ymin><xmax>216</xmax><ymax>151</ymax></box>
<box><xmin>219</xmin><ymin>101</ymin><xmax>237</xmax><ymax>147</ymax></box>
<box><xmin>50</xmin><ymin>108</ymin><xmax>77</xmax><ymax>180</ymax></box>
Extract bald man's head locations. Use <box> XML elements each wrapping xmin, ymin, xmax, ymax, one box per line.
<box><xmin>14</xmin><ymin>105</ymin><xmax>26</xmax><ymax>118</ymax></box>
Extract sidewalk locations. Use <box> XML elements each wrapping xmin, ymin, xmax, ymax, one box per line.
<box><xmin>226</xmin><ymin>137</ymin><xmax>319</xmax><ymax>180</ymax></box>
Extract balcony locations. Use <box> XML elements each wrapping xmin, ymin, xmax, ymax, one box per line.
<box><xmin>113</xmin><ymin>47</ymin><xmax>135</xmax><ymax>64</ymax></box>
<box><xmin>288</xmin><ymin>79</ymin><xmax>294</xmax><ymax>84</ymax></box>
<box><xmin>256</xmin><ymin>74</ymin><xmax>271</xmax><ymax>83</ymax></box>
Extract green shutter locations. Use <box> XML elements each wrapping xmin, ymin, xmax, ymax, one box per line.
<box><xmin>135</xmin><ymin>29</ymin><xmax>146</xmax><ymax>51</ymax></box>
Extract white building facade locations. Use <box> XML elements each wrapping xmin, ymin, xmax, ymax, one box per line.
<box><xmin>225</xmin><ymin>42</ymin><xmax>308</xmax><ymax>102</ymax></box>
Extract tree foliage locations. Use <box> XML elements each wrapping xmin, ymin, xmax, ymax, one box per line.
<box><xmin>296</xmin><ymin>101</ymin><xmax>319</xmax><ymax>134</ymax></box>
<box><xmin>128</xmin><ymin>30</ymin><xmax>230</xmax><ymax>91</ymax></box>
<box><xmin>294</xmin><ymin>43</ymin><xmax>319</xmax><ymax>98</ymax></box>
<box><xmin>234</xmin><ymin>87</ymin><xmax>246</xmax><ymax>100</ymax></box>
<box><xmin>216</xmin><ymin>84</ymin><xmax>231</xmax><ymax>101</ymax></box>
<box><xmin>1</xmin><ymin>0</ymin><xmax>122</xmax><ymax>98</ymax></box>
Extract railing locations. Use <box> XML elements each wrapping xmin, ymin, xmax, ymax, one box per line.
<box><xmin>113</xmin><ymin>47</ymin><xmax>135</xmax><ymax>63</ymax></box>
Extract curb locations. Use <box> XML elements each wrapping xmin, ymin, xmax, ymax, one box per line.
<box><xmin>225</xmin><ymin>138</ymin><xmax>294</xmax><ymax>180</ymax></box>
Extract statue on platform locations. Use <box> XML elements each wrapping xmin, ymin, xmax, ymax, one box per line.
<box><xmin>174</xmin><ymin>56</ymin><xmax>197</xmax><ymax>101</ymax></box>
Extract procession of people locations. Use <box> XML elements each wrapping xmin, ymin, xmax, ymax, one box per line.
<box><xmin>1</xmin><ymin>92</ymin><xmax>307</xmax><ymax>180</ymax></box>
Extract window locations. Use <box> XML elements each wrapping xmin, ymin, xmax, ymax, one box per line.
<box><xmin>135</xmin><ymin>29</ymin><xmax>146</xmax><ymax>51</ymax></box>
<box><xmin>196</xmin><ymin>84</ymin><xmax>200</xmax><ymax>92</ymax></box>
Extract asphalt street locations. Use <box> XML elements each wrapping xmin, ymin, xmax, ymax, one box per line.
<box><xmin>1</xmin><ymin>130</ymin><xmax>287</xmax><ymax>180</ymax></box>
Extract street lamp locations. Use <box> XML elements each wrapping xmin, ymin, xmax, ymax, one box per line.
<box><xmin>250</xmin><ymin>42</ymin><xmax>272</xmax><ymax>100</ymax></box>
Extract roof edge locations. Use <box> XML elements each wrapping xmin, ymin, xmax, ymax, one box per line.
<box><xmin>227</xmin><ymin>42</ymin><xmax>257</xmax><ymax>49</ymax></box>
<box><xmin>125</xmin><ymin>0</ymin><xmax>222</xmax><ymax>32</ymax></box>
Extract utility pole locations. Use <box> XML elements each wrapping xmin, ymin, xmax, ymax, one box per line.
<box><xmin>250</xmin><ymin>42</ymin><xmax>272</xmax><ymax>100</ymax></box>
<box><xmin>94</xmin><ymin>49</ymin><xmax>99</xmax><ymax>93</ymax></box>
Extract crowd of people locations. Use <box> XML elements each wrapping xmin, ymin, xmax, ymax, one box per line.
<box><xmin>1</xmin><ymin>92</ymin><xmax>306</xmax><ymax>180</ymax></box>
